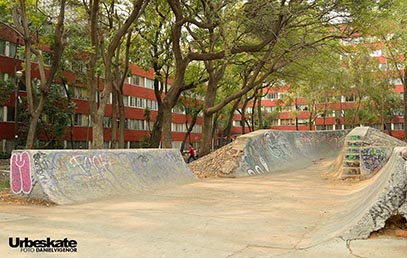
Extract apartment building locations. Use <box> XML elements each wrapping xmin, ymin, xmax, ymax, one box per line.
<box><xmin>0</xmin><ymin>26</ymin><xmax>203</xmax><ymax>152</ymax></box>
<box><xmin>229</xmin><ymin>36</ymin><xmax>405</xmax><ymax>140</ymax></box>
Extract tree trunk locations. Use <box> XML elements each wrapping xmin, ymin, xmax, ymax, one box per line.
<box><xmin>200</xmin><ymin>75</ymin><xmax>217</xmax><ymax>155</ymax></box>
<box><xmin>201</xmin><ymin>112</ymin><xmax>213</xmax><ymax>156</ymax></box>
<box><xmin>225</xmin><ymin>99</ymin><xmax>240</xmax><ymax>143</ymax></box>
<box><xmin>111</xmin><ymin>89</ymin><xmax>118</xmax><ymax>149</ymax></box>
<box><xmin>161</xmin><ymin>102</ymin><xmax>173</xmax><ymax>148</ymax></box>
<box><xmin>180</xmin><ymin>113</ymin><xmax>198</xmax><ymax>152</ymax></box>
<box><xmin>150</xmin><ymin>108</ymin><xmax>163</xmax><ymax>147</ymax></box>
<box><xmin>91</xmin><ymin>115</ymin><xmax>104</xmax><ymax>149</ymax></box>
<box><xmin>118</xmin><ymin>90</ymin><xmax>125</xmax><ymax>148</ymax></box>
<box><xmin>257</xmin><ymin>96</ymin><xmax>263</xmax><ymax>129</ymax></box>
<box><xmin>25</xmin><ymin>104</ymin><xmax>43</xmax><ymax>149</ymax></box>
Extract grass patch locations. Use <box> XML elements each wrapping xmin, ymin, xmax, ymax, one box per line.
<box><xmin>0</xmin><ymin>178</ymin><xmax>10</xmax><ymax>190</ymax></box>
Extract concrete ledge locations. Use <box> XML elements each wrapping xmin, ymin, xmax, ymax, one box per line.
<box><xmin>10</xmin><ymin>149</ymin><xmax>196</xmax><ymax>204</ymax></box>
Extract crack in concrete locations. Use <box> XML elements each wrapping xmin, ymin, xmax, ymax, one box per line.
<box><xmin>224</xmin><ymin>245</ymin><xmax>249</xmax><ymax>258</ymax></box>
<box><xmin>224</xmin><ymin>244</ymin><xmax>295</xmax><ymax>258</ymax></box>
<box><xmin>346</xmin><ymin>240</ymin><xmax>366</xmax><ymax>258</ymax></box>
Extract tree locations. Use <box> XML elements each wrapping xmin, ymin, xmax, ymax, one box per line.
<box><xmin>0</xmin><ymin>0</ymin><xmax>67</xmax><ymax>149</ymax></box>
<box><xmin>175</xmin><ymin>91</ymin><xmax>203</xmax><ymax>152</ymax></box>
<box><xmin>134</xmin><ymin>0</ymin><xmax>174</xmax><ymax>148</ymax></box>
<box><xmin>18</xmin><ymin>83</ymin><xmax>75</xmax><ymax>148</ymax></box>
<box><xmin>83</xmin><ymin>0</ymin><xmax>149</xmax><ymax>149</ymax></box>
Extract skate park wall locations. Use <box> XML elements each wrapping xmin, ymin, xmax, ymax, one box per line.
<box><xmin>340</xmin><ymin>146</ymin><xmax>407</xmax><ymax>239</ymax></box>
<box><xmin>10</xmin><ymin>149</ymin><xmax>196</xmax><ymax>204</ymax></box>
<box><xmin>234</xmin><ymin>130</ymin><xmax>349</xmax><ymax>177</ymax></box>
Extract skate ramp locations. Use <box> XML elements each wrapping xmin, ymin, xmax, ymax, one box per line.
<box><xmin>340</xmin><ymin>146</ymin><xmax>407</xmax><ymax>239</ymax></box>
<box><xmin>190</xmin><ymin>129</ymin><xmax>349</xmax><ymax>177</ymax></box>
<box><xmin>307</xmin><ymin>146</ymin><xmax>407</xmax><ymax>242</ymax></box>
<box><xmin>10</xmin><ymin>149</ymin><xmax>196</xmax><ymax>205</ymax></box>
<box><xmin>189</xmin><ymin>127</ymin><xmax>407</xmax><ymax>240</ymax></box>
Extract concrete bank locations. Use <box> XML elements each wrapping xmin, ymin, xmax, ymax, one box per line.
<box><xmin>10</xmin><ymin>149</ymin><xmax>196</xmax><ymax>204</ymax></box>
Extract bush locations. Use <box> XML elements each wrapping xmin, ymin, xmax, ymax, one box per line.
<box><xmin>0</xmin><ymin>152</ymin><xmax>11</xmax><ymax>159</ymax></box>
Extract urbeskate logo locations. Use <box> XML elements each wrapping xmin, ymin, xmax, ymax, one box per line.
<box><xmin>9</xmin><ymin>237</ymin><xmax>78</xmax><ymax>253</ymax></box>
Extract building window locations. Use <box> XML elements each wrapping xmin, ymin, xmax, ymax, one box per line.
<box><xmin>370</xmin><ymin>49</ymin><xmax>382</xmax><ymax>57</ymax></box>
<box><xmin>8</xmin><ymin>42</ymin><xmax>17</xmax><ymax>58</ymax></box>
<box><xmin>103</xmin><ymin>117</ymin><xmax>112</xmax><ymax>128</ymax></box>
<box><xmin>145</xmin><ymin>78</ymin><xmax>154</xmax><ymax>89</ymax></box>
<box><xmin>146</xmin><ymin>99</ymin><xmax>158</xmax><ymax>111</ymax></box>
<box><xmin>74</xmin><ymin>114</ymin><xmax>90</xmax><ymax>126</ymax></box>
<box><xmin>172</xmin><ymin>106</ymin><xmax>184</xmax><ymax>114</ymax></box>
<box><xmin>271</xmin><ymin>120</ymin><xmax>279</xmax><ymax>126</ymax></box>
<box><xmin>73</xmin><ymin>87</ymin><xmax>88</xmax><ymax>99</ymax></box>
<box><xmin>73</xmin><ymin>141</ymin><xmax>87</xmax><ymax>149</ymax></box>
<box><xmin>192</xmin><ymin>125</ymin><xmax>202</xmax><ymax>133</ymax></box>
<box><xmin>123</xmin><ymin>95</ymin><xmax>129</xmax><ymax>106</ymax></box>
<box><xmin>129</xmin><ymin>97</ymin><xmax>145</xmax><ymax>109</ymax></box>
<box><xmin>126</xmin><ymin>119</ymin><xmax>145</xmax><ymax>130</ymax></box>
<box><xmin>280</xmin><ymin>119</ymin><xmax>294</xmax><ymax>125</ymax></box>
<box><xmin>133</xmin><ymin>75</ymin><xmax>141</xmax><ymax>86</ymax></box>
<box><xmin>171</xmin><ymin>123</ymin><xmax>186</xmax><ymax>132</ymax></box>
<box><xmin>6</xmin><ymin>106</ymin><xmax>15</xmax><ymax>122</ymax></box>
<box><xmin>0</xmin><ymin>40</ymin><xmax>6</xmax><ymax>56</ymax></box>
<box><xmin>316</xmin><ymin>125</ymin><xmax>333</xmax><ymax>130</ymax></box>
<box><xmin>0</xmin><ymin>106</ymin><xmax>4</xmax><ymax>121</ymax></box>
<box><xmin>264</xmin><ymin>92</ymin><xmax>279</xmax><ymax>100</ymax></box>
<box><xmin>394</xmin><ymin>123</ymin><xmax>404</xmax><ymax>130</ymax></box>
<box><xmin>345</xmin><ymin>95</ymin><xmax>357</xmax><ymax>102</ymax></box>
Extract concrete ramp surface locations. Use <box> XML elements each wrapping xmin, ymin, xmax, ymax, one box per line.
<box><xmin>190</xmin><ymin>127</ymin><xmax>407</xmax><ymax>240</ymax></box>
<box><xmin>10</xmin><ymin>149</ymin><xmax>196</xmax><ymax>204</ymax></box>
<box><xmin>338</xmin><ymin>146</ymin><xmax>407</xmax><ymax>240</ymax></box>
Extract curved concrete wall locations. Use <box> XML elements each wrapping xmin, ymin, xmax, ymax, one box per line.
<box><xmin>340</xmin><ymin>147</ymin><xmax>407</xmax><ymax>239</ymax></box>
<box><xmin>10</xmin><ymin>149</ymin><xmax>196</xmax><ymax>204</ymax></box>
<box><xmin>235</xmin><ymin>130</ymin><xmax>348</xmax><ymax>177</ymax></box>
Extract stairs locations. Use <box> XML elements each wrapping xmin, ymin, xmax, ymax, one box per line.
<box><xmin>341</xmin><ymin>132</ymin><xmax>366</xmax><ymax>178</ymax></box>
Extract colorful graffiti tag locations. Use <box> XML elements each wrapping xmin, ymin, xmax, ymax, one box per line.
<box><xmin>10</xmin><ymin>152</ymin><xmax>32</xmax><ymax>194</ymax></box>
<box><xmin>360</xmin><ymin>148</ymin><xmax>389</xmax><ymax>175</ymax></box>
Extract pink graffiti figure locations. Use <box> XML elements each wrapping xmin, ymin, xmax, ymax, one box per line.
<box><xmin>10</xmin><ymin>152</ymin><xmax>32</xmax><ymax>194</ymax></box>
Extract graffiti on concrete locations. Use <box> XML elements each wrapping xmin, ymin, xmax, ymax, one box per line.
<box><xmin>349</xmin><ymin>135</ymin><xmax>362</xmax><ymax>140</ymax></box>
<box><xmin>11</xmin><ymin>149</ymin><xmax>194</xmax><ymax>204</ymax></box>
<box><xmin>360</xmin><ymin>148</ymin><xmax>388</xmax><ymax>174</ymax></box>
<box><xmin>345</xmin><ymin>154</ymin><xmax>360</xmax><ymax>160</ymax></box>
<box><xmin>10</xmin><ymin>152</ymin><xmax>32</xmax><ymax>194</ymax></box>
<box><xmin>241</xmin><ymin>130</ymin><xmax>348</xmax><ymax>176</ymax></box>
<box><xmin>344</xmin><ymin>148</ymin><xmax>407</xmax><ymax>239</ymax></box>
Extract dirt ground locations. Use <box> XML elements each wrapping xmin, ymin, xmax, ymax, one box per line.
<box><xmin>0</xmin><ymin>160</ymin><xmax>406</xmax><ymax>258</ymax></box>
<box><xmin>0</xmin><ymin>156</ymin><xmax>407</xmax><ymax>258</ymax></box>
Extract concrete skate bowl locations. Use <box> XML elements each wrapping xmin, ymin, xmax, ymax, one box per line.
<box><xmin>190</xmin><ymin>129</ymin><xmax>349</xmax><ymax>178</ymax></box>
<box><xmin>316</xmin><ymin>127</ymin><xmax>407</xmax><ymax>240</ymax></box>
<box><xmin>9</xmin><ymin>149</ymin><xmax>196</xmax><ymax>205</ymax></box>
<box><xmin>190</xmin><ymin>127</ymin><xmax>407</xmax><ymax>241</ymax></box>
<box><xmin>309</xmin><ymin>146</ymin><xmax>407</xmax><ymax>242</ymax></box>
